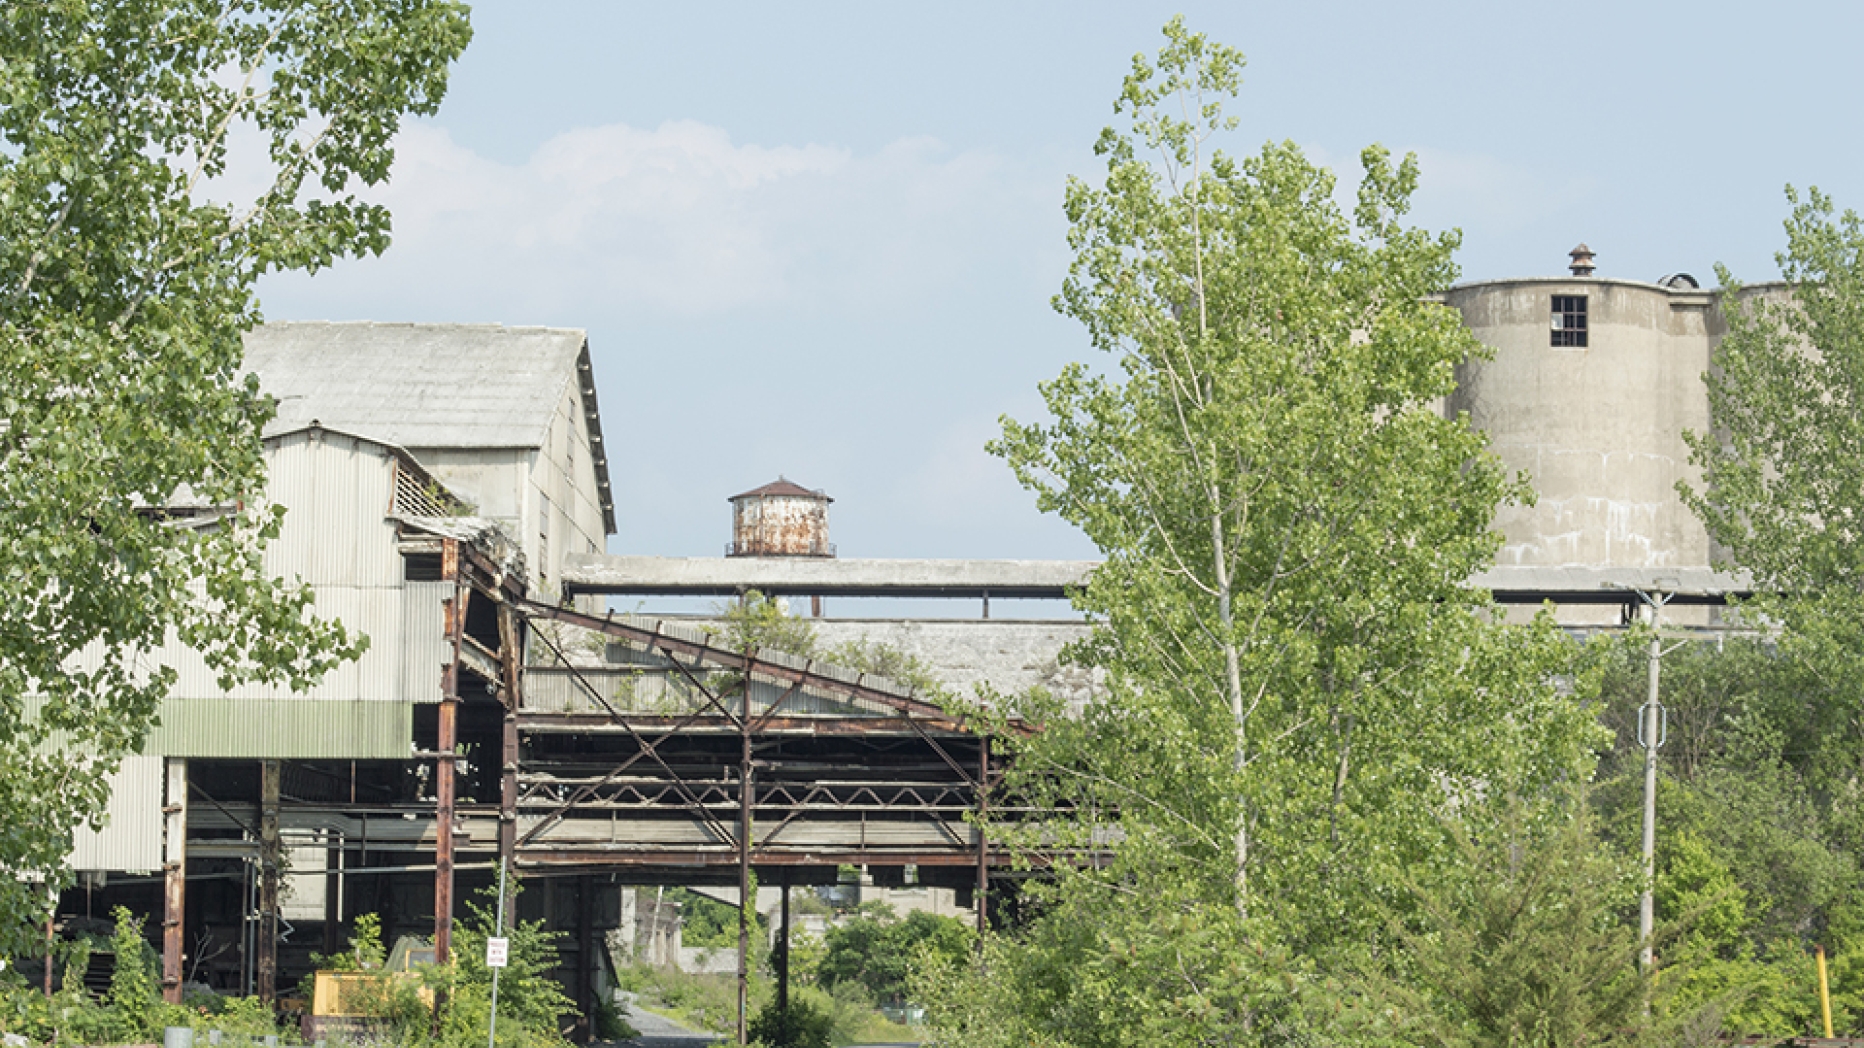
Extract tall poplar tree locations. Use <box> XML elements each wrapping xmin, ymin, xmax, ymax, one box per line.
<box><xmin>989</xmin><ymin>16</ymin><xmax>1599</xmax><ymax>940</ymax></box>
<box><xmin>0</xmin><ymin>0</ymin><xmax>471</xmax><ymax>952</ymax></box>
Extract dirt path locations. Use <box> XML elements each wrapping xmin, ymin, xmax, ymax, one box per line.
<box><xmin>606</xmin><ymin>992</ymin><xmax>723</xmax><ymax>1048</ymax></box>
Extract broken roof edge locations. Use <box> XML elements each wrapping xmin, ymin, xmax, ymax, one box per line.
<box><xmin>398</xmin><ymin>514</ymin><xmax>528</xmax><ymax>580</ymax></box>
<box><xmin>573</xmin><ymin>338</ymin><xmax>617</xmax><ymax>536</ymax></box>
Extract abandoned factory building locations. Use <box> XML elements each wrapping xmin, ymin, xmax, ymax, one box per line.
<box><xmin>52</xmin><ymin>250</ymin><xmax>1767</xmax><ymax>1034</ymax></box>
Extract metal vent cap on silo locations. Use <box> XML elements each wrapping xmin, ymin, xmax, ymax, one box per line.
<box><xmin>726</xmin><ymin>477</ymin><xmax>835</xmax><ymax>558</ymax></box>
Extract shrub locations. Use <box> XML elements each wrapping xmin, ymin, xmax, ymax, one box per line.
<box><xmin>748</xmin><ymin>994</ymin><xmax>833</xmax><ymax>1048</ymax></box>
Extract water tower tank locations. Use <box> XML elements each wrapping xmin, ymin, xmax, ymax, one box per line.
<box><xmin>727</xmin><ymin>478</ymin><xmax>834</xmax><ymax>558</ymax></box>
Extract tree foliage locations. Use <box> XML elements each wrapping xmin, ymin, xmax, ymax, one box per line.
<box><xmin>1664</xmin><ymin>187</ymin><xmax>1864</xmax><ymax>1035</ymax></box>
<box><xmin>1586</xmin><ymin>634</ymin><xmax>1864</xmax><ymax>1038</ymax></box>
<box><xmin>1354</xmin><ymin>798</ymin><xmax>1664</xmax><ymax>1048</ymax></box>
<box><xmin>947</xmin><ymin>18</ymin><xmax>1612</xmax><ymax>1044</ymax></box>
<box><xmin>816</xmin><ymin>906</ymin><xmax>972</xmax><ymax>1006</ymax></box>
<box><xmin>1681</xmin><ymin>188</ymin><xmax>1864</xmax><ymax>776</ymax></box>
<box><xmin>987</xmin><ymin>15</ymin><xmax>1600</xmax><ymax>937</ymax></box>
<box><xmin>0</xmin><ymin>0</ymin><xmax>470</xmax><ymax>950</ymax></box>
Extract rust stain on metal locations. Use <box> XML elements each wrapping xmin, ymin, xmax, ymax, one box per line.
<box><xmin>727</xmin><ymin>479</ymin><xmax>833</xmax><ymax>558</ymax></box>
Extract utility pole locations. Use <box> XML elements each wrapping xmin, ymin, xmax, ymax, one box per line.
<box><xmin>1634</xmin><ymin>592</ymin><xmax>1671</xmax><ymax>974</ymax></box>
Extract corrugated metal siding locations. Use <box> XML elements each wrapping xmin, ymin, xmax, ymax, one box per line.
<box><xmin>147</xmin><ymin>699</ymin><xmax>413</xmax><ymax>758</ymax></box>
<box><xmin>265</xmin><ymin>430</ymin><xmax>401</xmax><ymax>588</ymax></box>
<box><xmin>165</xmin><ymin>582</ymin><xmax>404</xmax><ymax>702</ymax></box>
<box><xmin>70</xmin><ymin>754</ymin><xmax>162</xmax><ymax>873</ymax></box>
<box><xmin>25</xmin><ymin>696</ymin><xmax>414</xmax><ymax>759</ymax></box>
<box><xmin>400</xmin><ymin>580</ymin><xmax>450</xmax><ymax>703</ymax></box>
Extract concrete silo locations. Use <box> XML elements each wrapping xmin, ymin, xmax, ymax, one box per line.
<box><xmin>1440</xmin><ymin>249</ymin><xmax>1720</xmax><ymax>574</ymax></box>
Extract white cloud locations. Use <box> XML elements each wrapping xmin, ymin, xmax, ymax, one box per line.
<box><xmin>262</xmin><ymin>119</ymin><xmax>1046</xmax><ymax>319</ymax></box>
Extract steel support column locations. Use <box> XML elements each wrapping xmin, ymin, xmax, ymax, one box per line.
<box><xmin>777</xmin><ymin>881</ymin><xmax>791</xmax><ymax>1013</ymax></box>
<box><xmin>257</xmin><ymin>759</ymin><xmax>280</xmax><ymax>1003</ymax></box>
<box><xmin>324</xmin><ymin>834</ymin><xmax>343</xmax><ymax>956</ymax></box>
<box><xmin>736</xmin><ymin>677</ymin><xmax>753</xmax><ymax>1047</ymax></box>
<box><xmin>576</xmin><ymin>874</ymin><xmax>594</xmax><ymax>1043</ymax></box>
<box><xmin>162</xmin><ymin>757</ymin><xmax>188</xmax><ymax>1003</ymax></box>
<box><xmin>436</xmin><ymin>557</ymin><xmax>465</xmax><ymax>966</ymax></box>
<box><xmin>436</xmin><ymin>538</ymin><xmax>466</xmax><ymax>967</ymax></box>
<box><xmin>975</xmin><ymin>735</ymin><xmax>989</xmax><ymax>944</ymax></box>
<box><xmin>498</xmin><ymin>603</ymin><xmax>522</xmax><ymax>889</ymax></box>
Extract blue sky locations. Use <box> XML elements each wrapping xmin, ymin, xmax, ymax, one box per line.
<box><xmin>257</xmin><ymin>1</ymin><xmax>1863</xmax><ymax>565</ymax></box>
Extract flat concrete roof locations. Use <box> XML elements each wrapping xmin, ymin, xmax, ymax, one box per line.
<box><xmin>565</xmin><ymin>555</ymin><xmax>1751</xmax><ymax>605</ymax></box>
<box><xmin>561</xmin><ymin>555</ymin><xmax>1098</xmax><ymax>599</ymax></box>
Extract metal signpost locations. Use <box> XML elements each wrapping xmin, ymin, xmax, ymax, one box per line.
<box><xmin>486</xmin><ymin>857</ymin><xmax>509</xmax><ymax>1048</ymax></box>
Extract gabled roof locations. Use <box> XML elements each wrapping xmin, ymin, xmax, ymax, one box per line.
<box><xmin>728</xmin><ymin>477</ymin><xmax>830</xmax><ymax>502</ymax></box>
<box><xmin>244</xmin><ymin>321</ymin><xmax>615</xmax><ymax>534</ymax></box>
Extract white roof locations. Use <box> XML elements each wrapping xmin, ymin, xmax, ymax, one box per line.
<box><xmin>244</xmin><ymin>321</ymin><xmax>614</xmax><ymax>533</ymax></box>
<box><xmin>246</xmin><ymin>321</ymin><xmax>587</xmax><ymax>448</ymax></box>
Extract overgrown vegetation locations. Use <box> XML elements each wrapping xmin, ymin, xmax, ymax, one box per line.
<box><xmin>0</xmin><ymin>908</ymin><xmax>286</xmax><ymax>1047</ymax></box>
<box><xmin>613</xmin><ymin>896</ymin><xmax>961</xmax><ymax>1045</ymax></box>
<box><xmin>0</xmin><ymin>895</ymin><xmax>593</xmax><ymax>1048</ymax></box>
<box><xmin>717</xmin><ymin>592</ymin><xmax>946</xmax><ymax>696</ymax></box>
<box><xmin>1579</xmin><ymin>633</ymin><xmax>1864</xmax><ymax>1038</ymax></box>
<box><xmin>816</xmin><ymin>903</ymin><xmax>972</xmax><ymax>1007</ymax></box>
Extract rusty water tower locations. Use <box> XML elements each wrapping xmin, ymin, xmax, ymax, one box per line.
<box><xmin>726</xmin><ymin>478</ymin><xmax>835</xmax><ymax>558</ymax></box>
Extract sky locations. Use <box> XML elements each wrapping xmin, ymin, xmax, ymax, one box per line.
<box><xmin>256</xmin><ymin>1</ymin><xmax>1864</xmax><ymax>566</ymax></box>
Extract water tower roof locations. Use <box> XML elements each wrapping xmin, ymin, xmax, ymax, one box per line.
<box><xmin>728</xmin><ymin>477</ymin><xmax>831</xmax><ymax>502</ymax></box>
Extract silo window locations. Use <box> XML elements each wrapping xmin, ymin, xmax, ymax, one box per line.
<box><xmin>1551</xmin><ymin>295</ymin><xmax>1588</xmax><ymax>347</ymax></box>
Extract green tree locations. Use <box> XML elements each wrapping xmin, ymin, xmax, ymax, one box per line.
<box><xmin>988</xmin><ymin>16</ymin><xmax>1599</xmax><ymax>933</ymax></box>
<box><xmin>0</xmin><ymin>0</ymin><xmax>471</xmax><ymax>951</ymax></box>
<box><xmin>1351</xmin><ymin>798</ymin><xmax>1667</xmax><ymax>1048</ymax></box>
<box><xmin>960</xmin><ymin>18</ymin><xmax>1606</xmax><ymax>1043</ymax></box>
<box><xmin>817</xmin><ymin>908</ymin><xmax>972</xmax><ymax>1006</ymax></box>
<box><xmin>1683</xmin><ymin>187</ymin><xmax>1864</xmax><ymax>771</ymax></box>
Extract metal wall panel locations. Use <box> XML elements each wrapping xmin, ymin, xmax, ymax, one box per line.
<box><xmin>69</xmin><ymin>754</ymin><xmax>162</xmax><ymax>873</ymax></box>
<box><xmin>401</xmin><ymin>580</ymin><xmax>451</xmax><ymax>703</ymax></box>
<box><xmin>145</xmin><ymin>698</ymin><xmax>414</xmax><ymax>758</ymax></box>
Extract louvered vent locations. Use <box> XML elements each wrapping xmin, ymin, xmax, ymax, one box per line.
<box><xmin>392</xmin><ymin>459</ymin><xmax>459</xmax><ymax>518</ymax></box>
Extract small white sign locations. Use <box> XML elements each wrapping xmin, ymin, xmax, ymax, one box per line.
<box><xmin>485</xmin><ymin>936</ymin><xmax>510</xmax><ymax>969</ymax></box>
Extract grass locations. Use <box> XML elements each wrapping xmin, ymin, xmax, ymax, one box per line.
<box><xmin>611</xmin><ymin>963</ymin><xmax>919</xmax><ymax>1045</ymax></box>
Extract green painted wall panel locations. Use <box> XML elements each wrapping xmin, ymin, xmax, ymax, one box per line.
<box><xmin>25</xmin><ymin>696</ymin><xmax>414</xmax><ymax>759</ymax></box>
<box><xmin>146</xmin><ymin>699</ymin><xmax>413</xmax><ymax>758</ymax></box>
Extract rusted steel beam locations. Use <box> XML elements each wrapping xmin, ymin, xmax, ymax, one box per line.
<box><xmin>435</xmin><ymin>552</ymin><xmax>466</xmax><ymax>967</ymax></box>
<box><xmin>161</xmin><ymin>758</ymin><xmax>187</xmax><ymax>1004</ymax></box>
<box><xmin>517</xmin><ymin>628</ymin><xmax>743</xmax><ymax>848</ymax></box>
<box><xmin>519</xmin><ymin>599</ymin><xmax>1002</xmax><ymax>727</ymax></box>
<box><xmin>257</xmin><ymin>760</ymin><xmax>280</xmax><ymax>1002</ymax></box>
<box><xmin>515</xmin><ymin>847</ymin><xmax>1019</xmax><ymax>867</ymax></box>
<box><xmin>497</xmin><ymin>604</ymin><xmax>521</xmax><ymax>894</ymax></box>
<box><xmin>515</xmin><ymin>713</ymin><xmax>973</xmax><ymax>735</ymax></box>
<box><xmin>736</xmin><ymin>688</ymin><xmax>752</xmax><ymax>1046</ymax></box>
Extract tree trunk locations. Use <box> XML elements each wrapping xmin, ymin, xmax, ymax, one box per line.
<box><xmin>1212</xmin><ymin>511</ymin><xmax>1247</xmax><ymax>914</ymax></box>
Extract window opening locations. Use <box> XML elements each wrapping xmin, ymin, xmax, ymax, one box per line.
<box><xmin>1551</xmin><ymin>295</ymin><xmax>1588</xmax><ymax>347</ymax></box>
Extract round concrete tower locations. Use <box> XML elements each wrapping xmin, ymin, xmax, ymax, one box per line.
<box><xmin>1440</xmin><ymin>251</ymin><xmax>1719</xmax><ymax>571</ymax></box>
<box><xmin>727</xmin><ymin>478</ymin><xmax>834</xmax><ymax>558</ymax></box>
